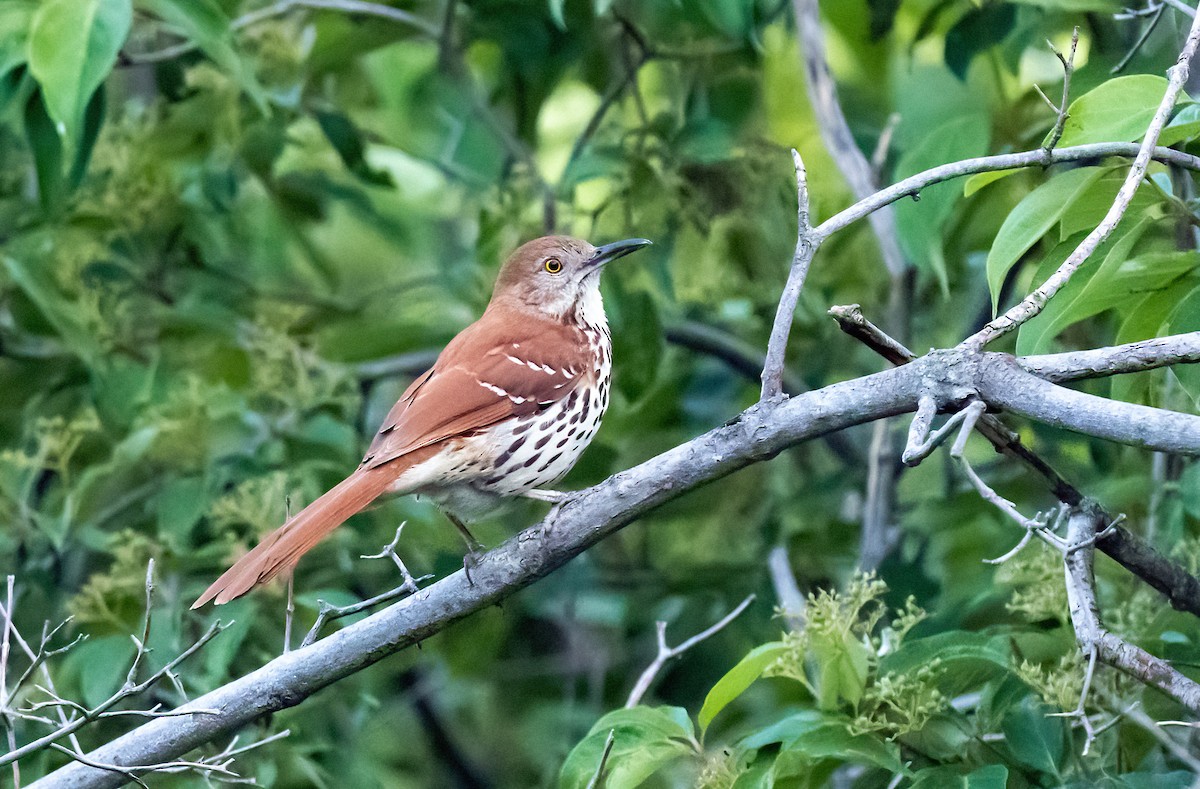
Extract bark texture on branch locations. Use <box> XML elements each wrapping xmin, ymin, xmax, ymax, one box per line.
<box><xmin>30</xmin><ymin>333</ymin><xmax>1200</xmax><ymax>786</ymax></box>
<box><xmin>33</xmin><ymin>365</ymin><xmax>924</xmax><ymax>788</ymax></box>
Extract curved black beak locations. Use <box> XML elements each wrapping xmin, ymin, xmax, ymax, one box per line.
<box><xmin>590</xmin><ymin>238</ymin><xmax>652</xmax><ymax>266</ymax></box>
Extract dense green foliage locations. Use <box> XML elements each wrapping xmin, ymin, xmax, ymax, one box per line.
<box><xmin>2</xmin><ymin>0</ymin><xmax>1200</xmax><ymax>786</ymax></box>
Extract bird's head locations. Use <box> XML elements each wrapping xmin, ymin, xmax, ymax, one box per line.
<box><xmin>491</xmin><ymin>235</ymin><xmax>651</xmax><ymax>320</ymax></box>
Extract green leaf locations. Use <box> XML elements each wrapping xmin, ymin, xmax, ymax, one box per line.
<box><xmin>559</xmin><ymin>706</ymin><xmax>694</xmax><ymax>789</ymax></box>
<box><xmin>770</xmin><ymin>717</ymin><xmax>908</xmax><ymax>777</ymax></box>
<box><xmin>1110</xmin><ymin>278</ymin><xmax>1198</xmax><ymax>403</ymax></box>
<box><xmin>22</xmin><ymin>89</ymin><xmax>64</xmax><ymax>209</ymax></box>
<box><xmin>611</xmin><ymin>286</ymin><xmax>664</xmax><ymax>400</ymax></box>
<box><xmin>0</xmin><ymin>1</ymin><xmax>35</xmax><ymax>79</ymax></box>
<box><xmin>740</xmin><ymin>709</ymin><xmax>825</xmax><ymax>749</ymax></box>
<box><xmin>812</xmin><ymin>630</ymin><xmax>870</xmax><ymax>710</ymax></box>
<box><xmin>1002</xmin><ymin>698</ymin><xmax>1064</xmax><ymax>777</ymax></box>
<box><xmin>71</xmin><ymin>636</ymin><xmax>134</xmax><ymax>708</ymax></box>
<box><xmin>699</xmin><ymin>641</ymin><xmax>790</xmax><ymax>733</ymax></box>
<box><xmin>68</xmin><ymin>84</ymin><xmax>105</xmax><ymax>188</ymax></box>
<box><xmin>894</xmin><ymin>113</ymin><xmax>990</xmax><ymax>291</ymax></box>
<box><xmin>156</xmin><ymin>476</ymin><xmax>209</xmax><ymax>542</ymax></box>
<box><xmin>1014</xmin><ymin>216</ymin><xmax>1160</xmax><ymax>355</ymax></box>
<box><xmin>944</xmin><ymin>4</ymin><xmax>1016</xmax><ymax>81</ymax></box>
<box><xmin>1160</xmin><ymin>103</ymin><xmax>1200</xmax><ymax>146</ymax></box>
<box><xmin>964</xmin><ymin>168</ymin><xmax>1023</xmax><ymax>197</ymax></box>
<box><xmin>315</xmin><ymin>109</ymin><xmax>394</xmax><ymax>186</ymax></box>
<box><xmin>137</xmin><ymin>0</ymin><xmax>268</xmax><ymax>113</ymax></box>
<box><xmin>3</xmin><ymin>253</ymin><xmax>103</xmax><ymax>366</ymax></box>
<box><xmin>880</xmin><ymin>631</ymin><xmax>1012</xmax><ymax>696</ymax></box>
<box><xmin>27</xmin><ymin>0</ymin><xmax>131</xmax><ymax>146</ymax></box>
<box><xmin>910</xmin><ymin>765</ymin><xmax>1009</xmax><ymax>789</ymax></box>
<box><xmin>1055</xmin><ymin>75</ymin><xmax>1170</xmax><ymax>148</ymax></box>
<box><xmin>985</xmin><ymin>166</ymin><xmax>1107</xmax><ymax>311</ymax></box>
<box><xmin>1164</xmin><ymin>282</ymin><xmax>1200</xmax><ymax>406</ymax></box>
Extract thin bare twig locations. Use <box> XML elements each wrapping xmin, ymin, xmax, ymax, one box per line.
<box><xmin>1018</xmin><ymin>331</ymin><xmax>1200</xmax><ymax>382</ymax></box>
<box><xmin>283</xmin><ymin>498</ymin><xmax>295</xmax><ymax>655</ymax></box>
<box><xmin>1042</xmin><ymin>29</ymin><xmax>1079</xmax><ymax>153</ymax></box>
<box><xmin>760</xmin><ymin>143</ymin><xmax>1200</xmax><ymax>414</ymax></box>
<box><xmin>0</xmin><ymin>619</ymin><xmax>227</xmax><ymax>768</ymax></box>
<box><xmin>3</xmin><ymin>575</ymin><xmax>18</xmax><ymax>789</ymax></box>
<box><xmin>792</xmin><ymin>0</ymin><xmax>907</xmax><ymax>278</ymax></box>
<box><xmin>625</xmin><ymin>596</ymin><xmax>755</xmax><ymax>708</ymax></box>
<box><xmin>870</xmin><ymin>113</ymin><xmax>901</xmax><ymax>179</ymax></box>
<box><xmin>761</xmin><ymin>150</ymin><xmax>813</xmax><ymax>400</ymax></box>
<box><xmin>1114</xmin><ymin>4</ymin><xmax>1167</xmax><ymax>73</ymax></box>
<box><xmin>300</xmin><ymin>523</ymin><xmax>430</xmax><ymax>648</ymax></box>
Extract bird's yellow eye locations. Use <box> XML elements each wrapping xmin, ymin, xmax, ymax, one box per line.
<box><xmin>544</xmin><ymin>257</ymin><xmax>563</xmax><ymax>274</ymax></box>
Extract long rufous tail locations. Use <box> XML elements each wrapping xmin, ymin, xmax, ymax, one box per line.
<box><xmin>192</xmin><ymin>466</ymin><xmax>397</xmax><ymax>608</ymax></box>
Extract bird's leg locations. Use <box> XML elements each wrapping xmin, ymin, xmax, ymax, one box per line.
<box><xmin>522</xmin><ymin>488</ymin><xmax>567</xmax><ymax>503</ymax></box>
<box><xmin>523</xmin><ymin>488</ymin><xmax>575</xmax><ymax>527</ymax></box>
<box><xmin>445</xmin><ymin>511</ymin><xmax>485</xmax><ymax>585</ymax></box>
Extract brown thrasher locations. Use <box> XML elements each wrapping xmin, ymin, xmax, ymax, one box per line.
<box><xmin>193</xmin><ymin>235</ymin><xmax>651</xmax><ymax>607</ymax></box>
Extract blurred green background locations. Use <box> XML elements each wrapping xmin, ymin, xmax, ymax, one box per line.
<box><xmin>3</xmin><ymin>0</ymin><xmax>1200</xmax><ymax>786</ymax></box>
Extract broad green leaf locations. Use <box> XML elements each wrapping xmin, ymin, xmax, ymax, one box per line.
<box><xmin>879</xmin><ymin>631</ymin><xmax>1012</xmax><ymax>696</ymax></box>
<box><xmin>809</xmin><ymin>628</ymin><xmax>870</xmax><ymax>711</ymax></box>
<box><xmin>964</xmin><ymin>168</ymin><xmax>1022</xmax><ymax>197</ymax></box>
<box><xmin>1055</xmin><ymin>75</ymin><xmax>1170</xmax><ymax>148</ymax></box>
<box><xmin>548</xmin><ymin>0</ymin><xmax>566</xmax><ymax>29</ymax></box>
<box><xmin>1002</xmin><ymin>698</ymin><xmax>1064</xmax><ymax>777</ymax></box>
<box><xmin>3</xmin><ymin>253</ymin><xmax>102</xmax><ymax>366</ymax></box>
<box><xmin>28</xmin><ymin>0</ymin><xmax>130</xmax><ymax>146</ymax></box>
<box><xmin>771</xmin><ymin>718</ymin><xmax>908</xmax><ymax>777</ymax></box>
<box><xmin>156</xmin><ymin>476</ymin><xmax>209</xmax><ymax>542</ymax></box>
<box><xmin>740</xmin><ymin>710</ymin><xmax>826</xmax><ymax>750</ymax></box>
<box><xmin>0</xmin><ymin>1</ymin><xmax>34</xmax><ymax>79</ymax></box>
<box><xmin>985</xmin><ymin>166</ymin><xmax>1107</xmax><ymax>310</ymax></box>
<box><xmin>1108</xmin><ymin>772</ymin><xmax>1197</xmax><ymax>789</ymax></box>
<box><xmin>68</xmin><ymin>84</ymin><xmax>105</xmax><ymax>188</ymax></box>
<box><xmin>559</xmin><ymin>706</ymin><xmax>694</xmax><ymax>789</ymax></box>
<box><xmin>138</xmin><ymin>0</ymin><xmax>268</xmax><ymax>113</ymax></box>
<box><xmin>699</xmin><ymin>641</ymin><xmax>790</xmax><ymax>733</ymax></box>
<box><xmin>943</xmin><ymin>4</ymin><xmax>1015</xmax><ymax>81</ymax></box>
<box><xmin>315</xmin><ymin>110</ymin><xmax>393</xmax><ymax>186</ymax></box>
<box><xmin>894</xmin><ymin>113</ymin><xmax>990</xmax><ymax>292</ymax></box>
<box><xmin>1056</xmin><ymin>168</ymin><xmax>1162</xmax><ymax>242</ymax></box>
<box><xmin>730</xmin><ymin>761</ymin><xmax>772</xmax><ymax>789</ymax></box>
<box><xmin>910</xmin><ymin>765</ymin><xmax>1009</xmax><ymax>789</ymax></box>
<box><xmin>1165</xmin><ymin>282</ymin><xmax>1200</xmax><ymax>406</ymax></box>
<box><xmin>1160</xmin><ymin>103</ymin><xmax>1200</xmax><ymax>146</ymax></box>
<box><xmin>69</xmin><ymin>636</ymin><xmax>134</xmax><ymax>708</ymax></box>
<box><xmin>1014</xmin><ymin>216</ymin><xmax>1158</xmax><ymax>355</ymax></box>
<box><xmin>1110</xmin><ymin>278</ymin><xmax>1199</xmax><ymax>403</ymax></box>
<box><xmin>22</xmin><ymin>89</ymin><xmax>64</xmax><ymax>209</ymax></box>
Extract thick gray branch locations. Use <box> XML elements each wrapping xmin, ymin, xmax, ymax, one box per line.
<box><xmin>1020</xmin><ymin>332</ymin><xmax>1200</xmax><ymax>382</ymax></box>
<box><xmin>31</xmin><ymin>338</ymin><xmax>1200</xmax><ymax>786</ymax></box>
<box><xmin>32</xmin><ymin>364</ymin><xmax>924</xmax><ymax>788</ymax></box>
<box><xmin>762</xmin><ymin>144</ymin><xmax>1200</xmax><ymax>415</ymax></box>
<box><xmin>980</xmin><ymin>355</ymin><xmax>1200</xmax><ymax>456</ymax></box>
